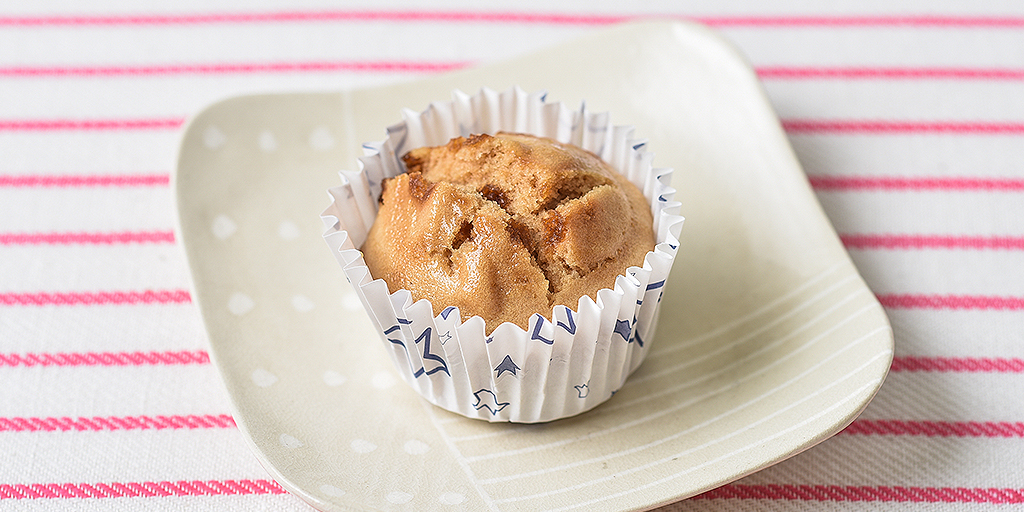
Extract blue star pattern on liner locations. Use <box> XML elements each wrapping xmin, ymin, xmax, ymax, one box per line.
<box><xmin>494</xmin><ymin>355</ymin><xmax>520</xmax><ymax>378</ymax></box>
<box><xmin>440</xmin><ymin>306</ymin><xmax>457</xmax><ymax>319</ymax></box>
<box><xmin>472</xmin><ymin>389</ymin><xmax>509</xmax><ymax>415</ymax></box>
<box><xmin>530</xmin><ymin>308</ymin><xmax>576</xmax><ymax>345</ymax></box>
<box><xmin>613</xmin><ymin>319</ymin><xmax>632</xmax><ymax>341</ymax></box>
<box><xmin>615</xmin><ymin>316</ymin><xmax>646</xmax><ymax>346</ymax></box>
<box><xmin>631</xmin><ymin>328</ymin><xmax>645</xmax><ymax>348</ymax></box>
<box><xmin>385</xmin><ymin>325</ymin><xmax>449</xmax><ymax>378</ymax></box>
<box><xmin>626</xmin><ymin>315</ymin><xmax>643</xmax><ymax>346</ymax></box>
<box><xmin>530</xmin><ymin>315</ymin><xmax>554</xmax><ymax>345</ymax></box>
<box><xmin>413</xmin><ymin>327</ymin><xmax>449</xmax><ymax>377</ymax></box>
<box><xmin>575</xmin><ymin>382</ymin><xmax>590</xmax><ymax>398</ymax></box>
<box><xmin>438</xmin><ymin>331</ymin><xmax>452</xmax><ymax>345</ymax></box>
<box><xmin>556</xmin><ymin>308</ymin><xmax>576</xmax><ymax>335</ymax></box>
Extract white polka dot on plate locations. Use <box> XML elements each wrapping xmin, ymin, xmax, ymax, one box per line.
<box><xmin>438</xmin><ymin>492</ymin><xmax>466</xmax><ymax>505</ymax></box>
<box><xmin>319</xmin><ymin>484</ymin><xmax>345</xmax><ymax>497</ymax></box>
<box><xmin>277</xmin><ymin>220</ymin><xmax>300</xmax><ymax>240</ymax></box>
<box><xmin>251</xmin><ymin>368</ymin><xmax>278</xmax><ymax>387</ymax></box>
<box><xmin>211</xmin><ymin>214</ymin><xmax>237</xmax><ymax>240</ymax></box>
<box><xmin>386</xmin><ymin>492</ymin><xmax>413</xmax><ymax>504</ymax></box>
<box><xmin>341</xmin><ymin>292</ymin><xmax>362</xmax><ymax>312</ymax></box>
<box><xmin>403</xmin><ymin>439</ymin><xmax>430</xmax><ymax>455</ymax></box>
<box><xmin>203</xmin><ymin>125</ymin><xmax>226</xmax><ymax>149</ymax></box>
<box><xmin>258</xmin><ymin>130</ymin><xmax>278</xmax><ymax>152</ymax></box>
<box><xmin>371</xmin><ymin>371</ymin><xmax>396</xmax><ymax>389</ymax></box>
<box><xmin>279</xmin><ymin>433</ymin><xmax>303</xmax><ymax>448</ymax></box>
<box><xmin>350</xmin><ymin>439</ymin><xmax>377</xmax><ymax>453</ymax></box>
<box><xmin>309</xmin><ymin>126</ymin><xmax>335</xmax><ymax>150</ymax></box>
<box><xmin>228</xmin><ymin>293</ymin><xmax>254</xmax><ymax>316</ymax></box>
<box><xmin>291</xmin><ymin>295</ymin><xmax>315</xmax><ymax>312</ymax></box>
<box><xmin>322</xmin><ymin>370</ymin><xmax>347</xmax><ymax>387</ymax></box>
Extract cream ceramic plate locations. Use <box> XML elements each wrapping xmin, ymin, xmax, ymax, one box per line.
<box><xmin>175</xmin><ymin>20</ymin><xmax>892</xmax><ymax>512</ymax></box>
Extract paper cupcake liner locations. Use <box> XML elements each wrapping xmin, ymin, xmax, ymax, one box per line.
<box><xmin>321</xmin><ymin>87</ymin><xmax>684</xmax><ymax>423</ymax></box>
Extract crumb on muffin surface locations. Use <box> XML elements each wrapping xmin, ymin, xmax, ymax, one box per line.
<box><xmin>360</xmin><ymin>132</ymin><xmax>655</xmax><ymax>331</ymax></box>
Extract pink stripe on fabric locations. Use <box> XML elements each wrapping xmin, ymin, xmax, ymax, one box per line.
<box><xmin>891</xmin><ymin>356</ymin><xmax>1024</xmax><ymax>373</ymax></box>
<box><xmin>784</xmin><ymin>120</ymin><xmax>1024</xmax><ymax>134</ymax></box>
<box><xmin>0</xmin><ymin>10</ymin><xmax>629</xmax><ymax>25</ymax></box>
<box><xmin>0</xmin><ymin>479</ymin><xmax>286</xmax><ymax>500</ymax></box>
<box><xmin>9</xmin><ymin>415</ymin><xmax>1023</xmax><ymax>437</ymax></box>
<box><xmin>842</xmin><ymin>419</ymin><xmax>1024</xmax><ymax>438</ymax></box>
<box><xmin>842</xmin><ymin>234</ymin><xmax>1024</xmax><ymax>250</ymax></box>
<box><xmin>758</xmin><ymin>66</ymin><xmax>1024</xmax><ymax>80</ymax></box>
<box><xmin>699</xmin><ymin>15</ymin><xmax>1024</xmax><ymax>28</ymax></box>
<box><xmin>809</xmin><ymin>175</ymin><xmax>1024</xmax><ymax>191</ymax></box>
<box><xmin>4</xmin><ymin>63</ymin><xmax>1023</xmax><ymax>80</ymax></box>
<box><xmin>20</xmin><ymin>353</ymin><xmax>1001</xmax><ymax>372</ymax></box>
<box><xmin>0</xmin><ymin>290</ymin><xmax>191</xmax><ymax>306</ymax></box>
<box><xmin>6</xmin><ymin>352</ymin><xmax>1018</xmax><ymax>373</ymax></box>
<box><xmin>0</xmin><ymin>350</ymin><xmax>209</xmax><ymax>367</ymax></box>
<box><xmin>0</xmin><ymin>118</ymin><xmax>183</xmax><ymax>131</ymax></box>
<box><xmin>5</xmin><ymin>117</ymin><xmax>1024</xmax><ymax>134</ymax></box>
<box><xmin>14</xmin><ymin>229</ymin><xmax>1024</xmax><ymax>250</ymax></box>
<box><xmin>5</xmin><ymin>292</ymin><xmax>1019</xmax><ymax>309</ymax></box>
<box><xmin>877</xmin><ymin>294</ymin><xmax>1024</xmax><ymax>310</ymax></box>
<box><xmin>0</xmin><ymin>174</ymin><xmax>169</xmax><ymax>187</ymax></box>
<box><xmin>0</xmin><ymin>60</ymin><xmax>469</xmax><ymax>76</ymax></box>
<box><xmin>0</xmin><ymin>231</ymin><xmax>175</xmax><ymax>245</ymax></box>
<box><xmin>10</xmin><ymin>415</ymin><xmax>1022</xmax><ymax>438</ymax></box>
<box><xmin>6</xmin><ymin>173</ymin><xmax>1023</xmax><ymax>192</ymax></box>
<box><xmin>0</xmin><ymin>414</ymin><xmax>235</xmax><ymax>432</ymax></box>
<box><xmin>693</xmin><ymin>484</ymin><xmax>1024</xmax><ymax>503</ymax></box>
<box><xmin>1</xmin><ymin>11</ymin><xmax>1023</xmax><ymax>27</ymax></box>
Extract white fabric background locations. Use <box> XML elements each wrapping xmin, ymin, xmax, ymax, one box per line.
<box><xmin>1</xmin><ymin>1</ymin><xmax>1022</xmax><ymax>510</ymax></box>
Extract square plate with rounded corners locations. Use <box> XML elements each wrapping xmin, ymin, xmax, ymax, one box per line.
<box><xmin>175</xmin><ymin>20</ymin><xmax>892</xmax><ymax>512</ymax></box>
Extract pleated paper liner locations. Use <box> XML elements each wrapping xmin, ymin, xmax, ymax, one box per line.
<box><xmin>322</xmin><ymin>87</ymin><xmax>683</xmax><ymax>422</ymax></box>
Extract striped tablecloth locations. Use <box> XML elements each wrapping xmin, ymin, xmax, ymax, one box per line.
<box><xmin>2</xmin><ymin>2</ymin><xmax>1022</xmax><ymax>510</ymax></box>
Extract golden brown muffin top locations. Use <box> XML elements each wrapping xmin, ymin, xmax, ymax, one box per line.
<box><xmin>360</xmin><ymin>132</ymin><xmax>655</xmax><ymax>332</ymax></box>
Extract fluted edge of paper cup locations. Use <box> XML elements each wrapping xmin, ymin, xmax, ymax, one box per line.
<box><xmin>321</xmin><ymin>87</ymin><xmax>684</xmax><ymax>423</ymax></box>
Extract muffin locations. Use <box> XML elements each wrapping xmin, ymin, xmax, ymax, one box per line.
<box><xmin>322</xmin><ymin>87</ymin><xmax>682</xmax><ymax>422</ymax></box>
<box><xmin>361</xmin><ymin>132</ymin><xmax>655</xmax><ymax>332</ymax></box>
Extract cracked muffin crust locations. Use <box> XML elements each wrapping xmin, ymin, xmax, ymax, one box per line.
<box><xmin>360</xmin><ymin>132</ymin><xmax>655</xmax><ymax>331</ymax></box>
